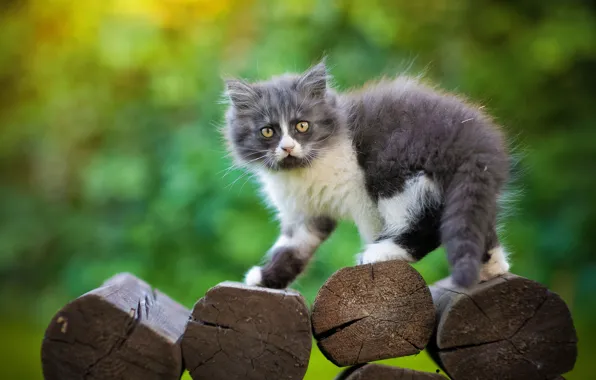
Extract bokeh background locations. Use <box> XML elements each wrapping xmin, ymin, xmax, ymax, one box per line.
<box><xmin>1</xmin><ymin>0</ymin><xmax>595</xmax><ymax>379</ymax></box>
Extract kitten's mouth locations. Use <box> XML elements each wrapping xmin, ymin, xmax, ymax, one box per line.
<box><xmin>276</xmin><ymin>155</ymin><xmax>307</xmax><ymax>170</ymax></box>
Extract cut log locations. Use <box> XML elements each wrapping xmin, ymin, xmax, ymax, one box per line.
<box><xmin>182</xmin><ymin>281</ymin><xmax>312</xmax><ymax>380</ymax></box>
<box><xmin>335</xmin><ymin>364</ymin><xmax>446</xmax><ymax>379</ymax></box>
<box><xmin>428</xmin><ymin>274</ymin><xmax>577</xmax><ymax>380</ymax></box>
<box><xmin>41</xmin><ymin>273</ymin><xmax>190</xmax><ymax>380</ymax></box>
<box><xmin>311</xmin><ymin>261</ymin><xmax>435</xmax><ymax>366</ymax></box>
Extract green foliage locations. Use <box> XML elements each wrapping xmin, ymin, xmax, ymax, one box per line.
<box><xmin>1</xmin><ymin>0</ymin><xmax>595</xmax><ymax>378</ymax></box>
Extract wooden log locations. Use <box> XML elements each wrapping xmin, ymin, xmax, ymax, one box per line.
<box><xmin>427</xmin><ymin>274</ymin><xmax>577</xmax><ymax>380</ymax></box>
<box><xmin>181</xmin><ymin>281</ymin><xmax>312</xmax><ymax>380</ymax></box>
<box><xmin>311</xmin><ymin>261</ymin><xmax>435</xmax><ymax>366</ymax></box>
<box><xmin>335</xmin><ymin>364</ymin><xmax>446</xmax><ymax>379</ymax></box>
<box><xmin>41</xmin><ymin>273</ymin><xmax>190</xmax><ymax>380</ymax></box>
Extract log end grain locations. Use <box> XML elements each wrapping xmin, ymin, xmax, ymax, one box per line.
<box><xmin>429</xmin><ymin>274</ymin><xmax>577</xmax><ymax>380</ymax></box>
<box><xmin>335</xmin><ymin>364</ymin><xmax>447</xmax><ymax>380</ymax></box>
<box><xmin>181</xmin><ymin>281</ymin><xmax>312</xmax><ymax>380</ymax></box>
<box><xmin>311</xmin><ymin>261</ymin><xmax>435</xmax><ymax>366</ymax></box>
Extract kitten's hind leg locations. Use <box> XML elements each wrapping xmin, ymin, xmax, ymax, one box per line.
<box><xmin>244</xmin><ymin>216</ymin><xmax>336</xmax><ymax>289</ymax></box>
<box><xmin>358</xmin><ymin>239</ymin><xmax>416</xmax><ymax>265</ymax></box>
<box><xmin>479</xmin><ymin>228</ymin><xmax>510</xmax><ymax>281</ymax></box>
<box><xmin>358</xmin><ymin>174</ymin><xmax>442</xmax><ymax>265</ymax></box>
<box><xmin>479</xmin><ymin>246</ymin><xmax>510</xmax><ymax>281</ymax></box>
<box><xmin>357</xmin><ymin>216</ymin><xmax>442</xmax><ymax>266</ymax></box>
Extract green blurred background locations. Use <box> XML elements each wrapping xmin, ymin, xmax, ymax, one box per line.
<box><xmin>1</xmin><ymin>0</ymin><xmax>595</xmax><ymax>378</ymax></box>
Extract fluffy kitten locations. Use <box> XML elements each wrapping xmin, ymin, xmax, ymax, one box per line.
<box><xmin>223</xmin><ymin>61</ymin><xmax>510</xmax><ymax>289</ymax></box>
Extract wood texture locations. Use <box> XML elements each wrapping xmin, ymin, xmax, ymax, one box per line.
<box><xmin>311</xmin><ymin>261</ymin><xmax>435</xmax><ymax>366</ymax></box>
<box><xmin>182</xmin><ymin>281</ymin><xmax>312</xmax><ymax>380</ymax></box>
<box><xmin>335</xmin><ymin>364</ymin><xmax>446</xmax><ymax>380</ymax></box>
<box><xmin>42</xmin><ymin>273</ymin><xmax>190</xmax><ymax>380</ymax></box>
<box><xmin>428</xmin><ymin>274</ymin><xmax>577</xmax><ymax>380</ymax></box>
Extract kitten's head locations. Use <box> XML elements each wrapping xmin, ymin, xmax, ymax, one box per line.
<box><xmin>223</xmin><ymin>62</ymin><xmax>342</xmax><ymax>171</ymax></box>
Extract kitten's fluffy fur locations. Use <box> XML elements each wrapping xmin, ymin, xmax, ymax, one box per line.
<box><xmin>224</xmin><ymin>62</ymin><xmax>510</xmax><ymax>289</ymax></box>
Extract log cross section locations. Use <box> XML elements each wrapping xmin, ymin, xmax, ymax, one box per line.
<box><xmin>182</xmin><ymin>281</ymin><xmax>312</xmax><ymax>380</ymax></box>
<box><xmin>311</xmin><ymin>261</ymin><xmax>436</xmax><ymax>366</ymax></box>
<box><xmin>428</xmin><ymin>274</ymin><xmax>577</xmax><ymax>380</ymax></box>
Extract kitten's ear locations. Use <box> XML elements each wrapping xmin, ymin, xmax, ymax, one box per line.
<box><xmin>296</xmin><ymin>61</ymin><xmax>328</xmax><ymax>99</ymax></box>
<box><xmin>224</xmin><ymin>78</ymin><xmax>260</xmax><ymax>110</ymax></box>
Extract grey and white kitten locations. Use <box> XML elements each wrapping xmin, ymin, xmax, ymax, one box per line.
<box><xmin>223</xmin><ymin>61</ymin><xmax>510</xmax><ymax>289</ymax></box>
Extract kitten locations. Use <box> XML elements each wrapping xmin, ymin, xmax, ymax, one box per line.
<box><xmin>223</xmin><ymin>61</ymin><xmax>510</xmax><ymax>289</ymax></box>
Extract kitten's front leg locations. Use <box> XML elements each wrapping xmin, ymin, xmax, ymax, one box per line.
<box><xmin>244</xmin><ymin>216</ymin><xmax>336</xmax><ymax>289</ymax></box>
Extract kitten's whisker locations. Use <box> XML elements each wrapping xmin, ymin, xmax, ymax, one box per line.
<box><xmin>220</xmin><ymin>157</ymin><xmax>255</xmax><ymax>177</ymax></box>
<box><xmin>238</xmin><ymin>171</ymin><xmax>258</xmax><ymax>193</ymax></box>
<box><xmin>219</xmin><ymin>165</ymin><xmax>239</xmax><ymax>178</ymax></box>
<box><xmin>242</xmin><ymin>153</ymin><xmax>269</xmax><ymax>164</ymax></box>
<box><xmin>225</xmin><ymin>170</ymin><xmax>254</xmax><ymax>189</ymax></box>
<box><xmin>220</xmin><ymin>153</ymin><xmax>268</xmax><ymax>178</ymax></box>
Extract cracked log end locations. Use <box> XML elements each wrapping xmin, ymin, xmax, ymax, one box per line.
<box><xmin>334</xmin><ymin>364</ymin><xmax>447</xmax><ymax>380</ymax></box>
<box><xmin>181</xmin><ymin>281</ymin><xmax>312</xmax><ymax>380</ymax></box>
<box><xmin>311</xmin><ymin>261</ymin><xmax>435</xmax><ymax>366</ymax></box>
<box><xmin>428</xmin><ymin>274</ymin><xmax>578</xmax><ymax>380</ymax></box>
<box><xmin>41</xmin><ymin>273</ymin><xmax>190</xmax><ymax>380</ymax></box>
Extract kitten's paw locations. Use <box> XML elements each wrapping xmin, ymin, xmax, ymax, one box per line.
<box><xmin>358</xmin><ymin>241</ymin><xmax>414</xmax><ymax>265</ymax></box>
<box><xmin>356</xmin><ymin>252</ymin><xmax>365</xmax><ymax>265</ymax></box>
<box><xmin>479</xmin><ymin>246</ymin><xmax>510</xmax><ymax>281</ymax></box>
<box><xmin>244</xmin><ymin>266</ymin><xmax>264</xmax><ymax>287</ymax></box>
<box><xmin>358</xmin><ymin>250</ymin><xmax>393</xmax><ymax>265</ymax></box>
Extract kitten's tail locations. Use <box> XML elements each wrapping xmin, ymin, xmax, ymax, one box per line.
<box><xmin>441</xmin><ymin>158</ymin><xmax>501</xmax><ymax>288</ymax></box>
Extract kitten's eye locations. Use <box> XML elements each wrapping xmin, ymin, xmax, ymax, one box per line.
<box><xmin>260</xmin><ymin>127</ymin><xmax>274</xmax><ymax>138</ymax></box>
<box><xmin>295</xmin><ymin>121</ymin><xmax>310</xmax><ymax>133</ymax></box>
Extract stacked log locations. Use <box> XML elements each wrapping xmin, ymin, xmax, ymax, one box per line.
<box><xmin>41</xmin><ymin>264</ymin><xmax>578</xmax><ymax>380</ymax></box>
<box><xmin>42</xmin><ymin>273</ymin><xmax>189</xmax><ymax>380</ymax></box>
<box><xmin>181</xmin><ymin>281</ymin><xmax>312</xmax><ymax>380</ymax></box>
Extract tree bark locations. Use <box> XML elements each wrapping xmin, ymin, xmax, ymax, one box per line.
<box><xmin>42</xmin><ymin>273</ymin><xmax>190</xmax><ymax>380</ymax></box>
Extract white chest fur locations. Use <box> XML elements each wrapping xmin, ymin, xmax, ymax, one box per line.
<box><xmin>257</xmin><ymin>137</ymin><xmax>382</xmax><ymax>242</ymax></box>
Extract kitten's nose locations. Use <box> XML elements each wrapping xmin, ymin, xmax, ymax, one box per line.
<box><xmin>280</xmin><ymin>143</ymin><xmax>295</xmax><ymax>154</ymax></box>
